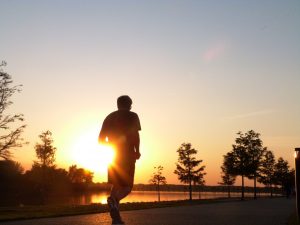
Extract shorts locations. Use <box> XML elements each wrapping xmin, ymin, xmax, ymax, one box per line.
<box><xmin>108</xmin><ymin>151</ymin><xmax>136</xmax><ymax>187</ymax></box>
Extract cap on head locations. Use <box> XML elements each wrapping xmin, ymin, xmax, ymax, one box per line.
<box><xmin>117</xmin><ymin>95</ymin><xmax>132</xmax><ymax>110</ymax></box>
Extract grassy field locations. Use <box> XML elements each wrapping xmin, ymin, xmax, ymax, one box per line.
<box><xmin>0</xmin><ymin>198</ymin><xmax>239</xmax><ymax>221</ymax></box>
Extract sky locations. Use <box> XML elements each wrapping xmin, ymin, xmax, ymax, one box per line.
<box><xmin>0</xmin><ymin>0</ymin><xmax>299</xmax><ymax>185</ymax></box>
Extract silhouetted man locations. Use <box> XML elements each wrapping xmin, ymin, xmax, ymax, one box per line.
<box><xmin>99</xmin><ymin>95</ymin><xmax>141</xmax><ymax>225</ymax></box>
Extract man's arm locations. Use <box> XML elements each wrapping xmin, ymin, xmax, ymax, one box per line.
<box><xmin>133</xmin><ymin>131</ymin><xmax>141</xmax><ymax>160</ymax></box>
<box><xmin>98</xmin><ymin>131</ymin><xmax>107</xmax><ymax>144</ymax></box>
<box><xmin>98</xmin><ymin>119</ymin><xmax>109</xmax><ymax>144</ymax></box>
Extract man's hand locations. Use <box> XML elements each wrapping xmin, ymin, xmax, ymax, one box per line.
<box><xmin>135</xmin><ymin>151</ymin><xmax>141</xmax><ymax>160</ymax></box>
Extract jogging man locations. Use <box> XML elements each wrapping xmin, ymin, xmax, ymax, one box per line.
<box><xmin>99</xmin><ymin>95</ymin><xmax>141</xmax><ymax>225</ymax></box>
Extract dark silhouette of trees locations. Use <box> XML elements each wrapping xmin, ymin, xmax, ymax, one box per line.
<box><xmin>258</xmin><ymin>150</ymin><xmax>276</xmax><ymax>197</ymax></box>
<box><xmin>0</xmin><ymin>61</ymin><xmax>26</xmax><ymax>160</ymax></box>
<box><xmin>0</xmin><ymin>160</ymin><xmax>24</xmax><ymax>205</ymax></box>
<box><xmin>225</xmin><ymin>130</ymin><xmax>265</xmax><ymax>200</ymax></box>
<box><xmin>149</xmin><ymin>165</ymin><xmax>167</xmax><ymax>202</ymax></box>
<box><xmin>219</xmin><ymin>154</ymin><xmax>236</xmax><ymax>198</ymax></box>
<box><xmin>68</xmin><ymin>165</ymin><xmax>93</xmax><ymax>192</ymax></box>
<box><xmin>273</xmin><ymin>157</ymin><xmax>294</xmax><ymax>197</ymax></box>
<box><xmin>25</xmin><ymin>130</ymin><xmax>58</xmax><ymax>203</ymax></box>
<box><xmin>242</xmin><ymin>130</ymin><xmax>265</xmax><ymax>199</ymax></box>
<box><xmin>174</xmin><ymin>143</ymin><xmax>206</xmax><ymax>200</ymax></box>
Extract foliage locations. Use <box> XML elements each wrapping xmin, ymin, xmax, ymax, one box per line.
<box><xmin>258</xmin><ymin>150</ymin><xmax>275</xmax><ymax>185</ymax></box>
<box><xmin>273</xmin><ymin>157</ymin><xmax>291</xmax><ymax>187</ymax></box>
<box><xmin>258</xmin><ymin>150</ymin><xmax>276</xmax><ymax>196</ymax></box>
<box><xmin>34</xmin><ymin>130</ymin><xmax>56</xmax><ymax>167</ymax></box>
<box><xmin>174</xmin><ymin>143</ymin><xmax>206</xmax><ymax>200</ymax></box>
<box><xmin>149</xmin><ymin>165</ymin><xmax>167</xmax><ymax>186</ymax></box>
<box><xmin>0</xmin><ymin>61</ymin><xmax>26</xmax><ymax>160</ymax></box>
<box><xmin>219</xmin><ymin>153</ymin><xmax>236</xmax><ymax>198</ymax></box>
<box><xmin>149</xmin><ymin>165</ymin><xmax>167</xmax><ymax>202</ymax></box>
<box><xmin>226</xmin><ymin>130</ymin><xmax>265</xmax><ymax>199</ymax></box>
<box><xmin>68</xmin><ymin>165</ymin><xmax>93</xmax><ymax>184</ymax></box>
<box><xmin>0</xmin><ymin>160</ymin><xmax>24</xmax><ymax>195</ymax></box>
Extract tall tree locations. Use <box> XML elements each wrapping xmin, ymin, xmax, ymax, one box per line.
<box><xmin>174</xmin><ymin>143</ymin><xmax>205</xmax><ymax>200</ymax></box>
<box><xmin>219</xmin><ymin>153</ymin><xmax>236</xmax><ymax>198</ymax></box>
<box><xmin>273</xmin><ymin>157</ymin><xmax>292</xmax><ymax>197</ymax></box>
<box><xmin>228</xmin><ymin>130</ymin><xmax>265</xmax><ymax>199</ymax></box>
<box><xmin>242</xmin><ymin>130</ymin><xmax>265</xmax><ymax>199</ymax></box>
<box><xmin>258</xmin><ymin>150</ymin><xmax>276</xmax><ymax>197</ymax></box>
<box><xmin>29</xmin><ymin>130</ymin><xmax>57</xmax><ymax>203</ymax></box>
<box><xmin>34</xmin><ymin>130</ymin><xmax>56</xmax><ymax>168</ymax></box>
<box><xmin>0</xmin><ymin>61</ymin><xmax>26</xmax><ymax>160</ymax></box>
<box><xmin>149</xmin><ymin>165</ymin><xmax>167</xmax><ymax>202</ymax></box>
<box><xmin>227</xmin><ymin>143</ymin><xmax>250</xmax><ymax>200</ymax></box>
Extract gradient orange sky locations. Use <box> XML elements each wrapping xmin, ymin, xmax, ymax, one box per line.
<box><xmin>0</xmin><ymin>1</ymin><xmax>299</xmax><ymax>185</ymax></box>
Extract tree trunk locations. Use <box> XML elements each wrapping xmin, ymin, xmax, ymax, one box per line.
<box><xmin>254</xmin><ymin>175</ymin><xmax>257</xmax><ymax>199</ymax></box>
<box><xmin>189</xmin><ymin>180</ymin><xmax>192</xmax><ymax>201</ymax></box>
<box><xmin>198</xmin><ymin>185</ymin><xmax>201</xmax><ymax>199</ymax></box>
<box><xmin>228</xmin><ymin>185</ymin><xmax>231</xmax><ymax>198</ymax></box>
<box><xmin>270</xmin><ymin>184</ymin><xmax>273</xmax><ymax>198</ymax></box>
<box><xmin>158</xmin><ymin>183</ymin><xmax>160</xmax><ymax>202</ymax></box>
<box><xmin>241</xmin><ymin>175</ymin><xmax>245</xmax><ymax>200</ymax></box>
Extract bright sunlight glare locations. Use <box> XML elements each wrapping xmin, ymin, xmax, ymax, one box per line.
<box><xmin>70</xmin><ymin>130</ymin><xmax>115</xmax><ymax>178</ymax></box>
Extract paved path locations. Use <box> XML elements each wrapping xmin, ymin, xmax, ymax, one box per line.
<box><xmin>0</xmin><ymin>198</ymin><xmax>295</xmax><ymax>225</ymax></box>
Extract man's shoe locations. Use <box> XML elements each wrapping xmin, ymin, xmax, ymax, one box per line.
<box><xmin>107</xmin><ymin>197</ymin><xmax>124</xmax><ymax>224</ymax></box>
<box><xmin>112</xmin><ymin>218</ymin><xmax>125</xmax><ymax>225</ymax></box>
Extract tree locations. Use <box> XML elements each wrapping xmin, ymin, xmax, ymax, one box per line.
<box><xmin>219</xmin><ymin>153</ymin><xmax>236</xmax><ymax>198</ymax></box>
<box><xmin>228</xmin><ymin>130</ymin><xmax>265</xmax><ymax>200</ymax></box>
<box><xmin>34</xmin><ymin>130</ymin><xmax>56</xmax><ymax>168</ymax></box>
<box><xmin>149</xmin><ymin>165</ymin><xmax>167</xmax><ymax>202</ymax></box>
<box><xmin>243</xmin><ymin>130</ymin><xmax>265</xmax><ymax>199</ymax></box>
<box><xmin>68</xmin><ymin>165</ymin><xmax>93</xmax><ymax>192</ymax></box>
<box><xmin>0</xmin><ymin>160</ymin><xmax>24</xmax><ymax>205</ymax></box>
<box><xmin>192</xmin><ymin>168</ymin><xmax>206</xmax><ymax>199</ymax></box>
<box><xmin>0</xmin><ymin>61</ymin><xmax>26</xmax><ymax>160</ymax></box>
<box><xmin>258</xmin><ymin>150</ymin><xmax>275</xmax><ymax>197</ymax></box>
<box><xmin>174</xmin><ymin>143</ymin><xmax>205</xmax><ymax>200</ymax></box>
<box><xmin>273</xmin><ymin>157</ymin><xmax>294</xmax><ymax>198</ymax></box>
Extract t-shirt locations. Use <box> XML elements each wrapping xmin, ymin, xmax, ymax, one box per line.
<box><xmin>100</xmin><ymin>110</ymin><xmax>141</xmax><ymax>152</ymax></box>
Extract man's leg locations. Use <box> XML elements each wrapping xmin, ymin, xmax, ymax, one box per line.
<box><xmin>115</xmin><ymin>186</ymin><xmax>132</xmax><ymax>203</ymax></box>
<box><xmin>108</xmin><ymin>185</ymin><xmax>124</xmax><ymax>224</ymax></box>
<box><xmin>108</xmin><ymin>185</ymin><xmax>132</xmax><ymax>224</ymax></box>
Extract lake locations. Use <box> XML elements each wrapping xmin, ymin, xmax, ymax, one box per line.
<box><xmin>67</xmin><ymin>191</ymin><xmax>271</xmax><ymax>205</ymax></box>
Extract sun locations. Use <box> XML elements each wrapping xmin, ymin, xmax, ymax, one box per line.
<box><xmin>70</xmin><ymin>130</ymin><xmax>115</xmax><ymax>177</ymax></box>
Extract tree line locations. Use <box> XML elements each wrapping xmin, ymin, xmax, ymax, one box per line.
<box><xmin>151</xmin><ymin>131</ymin><xmax>294</xmax><ymax>201</ymax></box>
<box><xmin>0</xmin><ymin>130</ymin><xmax>94</xmax><ymax>206</ymax></box>
<box><xmin>0</xmin><ymin>62</ymin><xmax>94</xmax><ymax>205</ymax></box>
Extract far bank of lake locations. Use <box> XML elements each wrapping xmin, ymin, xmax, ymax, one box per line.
<box><xmin>50</xmin><ymin>190</ymin><xmax>278</xmax><ymax>205</ymax></box>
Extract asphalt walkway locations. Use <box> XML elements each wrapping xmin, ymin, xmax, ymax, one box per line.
<box><xmin>0</xmin><ymin>198</ymin><xmax>295</xmax><ymax>225</ymax></box>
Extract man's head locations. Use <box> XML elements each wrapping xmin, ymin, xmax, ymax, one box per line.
<box><xmin>117</xmin><ymin>95</ymin><xmax>132</xmax><ymax>110</ymax></box>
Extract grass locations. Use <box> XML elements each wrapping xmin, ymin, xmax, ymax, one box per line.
<box><xmin>0</xmin><ymin>198</ymin><xmax>239</xmax><ymax>221</ymax></box>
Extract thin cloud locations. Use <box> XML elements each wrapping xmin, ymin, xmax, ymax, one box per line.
<box><xmin>225</xmin><ymin>109</ymin><xmax>275</xmax><ymax>120</ymax></box>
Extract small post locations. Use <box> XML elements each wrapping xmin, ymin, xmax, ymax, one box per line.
<box><xmin>295</xmin><ymin>148</ymin><xmax>300</xmax><ymax>221</ymax></box>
